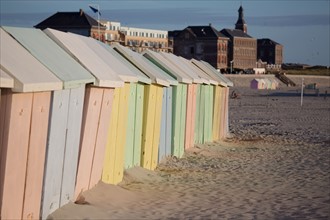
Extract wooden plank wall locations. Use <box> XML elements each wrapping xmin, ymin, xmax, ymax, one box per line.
<box><xmin>212</xmin><ymin>86</ymin><xmax>221</xmax><ymax>141</ymax></box>
<box><xmin>74</xmin><ymin>87</ymin><xmax>114</xmax><ymax>199</ymax></box>
<box><xmin>150</xmin><ymin>85</ymin><xmax>163</xmax><ymax>170</ymax></box>
<box><xmin>219</xmin><ymin>87</ymin><xmax>225</xmax><ymax>139</ymax></box>
<box><xmin>224</xmin><ymin>87</ymin><xmax>229</xmax><ymax>138</ymax></box>
<box><xmin>141</xmin><ymin>84</ymin><xmax>163</xmax><ymax>170</ymax></box>
<box><xmin>125</xmin><ymin>83</ymin><xmax>144</xmax><ymax>169</ymax></box>
<box><xmin>0</xmin><ymin>90</ymin><xmax>51</xmax><ymax>220</ymax></box>
<box><xmin>60</xmin><ymin>87</ymin><xmax>85</xmax><ymax>205</ymax></box>
<box><xmin>102</xmin><ymin>83</ymin><xmax>130</xmax><ymax>184</ymax></box>
<box><xmin>42</xmin><ymin>87</ymin><xmax>86</xmax><ymax>218</ymax></box>
<box><xmin>158</xmin><ymin>87</ymin><xmax>173</xmax><ymax>162</ymax></box>
<box><xmin>194</xmin><ymin>84</ymin><xmax>202</xmax><ymax>144</ymax></box>
<box><xmin>171</xmin><ymin>84</ymin><xmax>188</xmax><ymax>157</ymax></box>
<box><xmin>204</xmin><ymin>85</ymin><xmax>214</xmax><ymax>143</ymax></box>
<box><xmin>41</xmin><ymin>89</ymin><xmax>69</xmax><ymax>218</ymax></box>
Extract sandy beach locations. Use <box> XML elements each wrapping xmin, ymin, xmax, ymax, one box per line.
<box><xmin>48</xmin><ymin>75</ymin><xmax>330</xmax><ymax>220</ymax></box>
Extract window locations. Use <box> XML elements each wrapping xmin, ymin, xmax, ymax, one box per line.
<box><xmin>190</xmin><ymin>47</ymin><xmax>195</xmax><ymax>54</ymax></box>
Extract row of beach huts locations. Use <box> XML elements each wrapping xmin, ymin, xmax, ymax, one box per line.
<box><xmin>250</xmin><ymin>78</ymin><xmax>279</xmax><ymax>90</ymax></box>
<box><xmin>0</xmin><ymin>26</ymin><xmax>233</xmax><ymax>219</ymax></box>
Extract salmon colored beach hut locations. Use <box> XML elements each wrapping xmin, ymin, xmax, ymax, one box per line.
<box><xmin>143</xmin><ymin>50</ymin><xmax>193</xmax><ymax>158</ymax></box>
<box><xmin>112</xmin><ymin>44</ymin><xmax>173</xmax><ymax>170</ymax></box>
<box><xmin>0</xmin><ymin>28</ymin><xmax>62</xmax><ymax>220</ymax></box>
<box><xmin>1</xmin><ymin>26</ymin><xmax>95</xmax><ymax>218</ymax></box>
<box><xmin>43</xmin><ymin>28</ymin><xmax>124</xmax><ymax>200</ymax></box>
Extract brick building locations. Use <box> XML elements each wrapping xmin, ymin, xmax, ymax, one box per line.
<box><xmin>219</xmin><ymin>5</ymin><xmax>257</xmax><ymax>71</ymax></box>
<box><xmin>170</xmin><ymin>25</ymin><xmax>229</xmax><ymax>70</ymax></box>
<box><xmin>220</xmin><ymin>28</ymin><xmax>257</xmax><ymax>70</ymax></box>
<box><xmin>257</xmin><ymin>38</ymin><xmax>283</xmax><ymax>65</ymax></box>
<box><xmin>35</xmin><ymin>10</ymin><xmax>170</xmax><ymax>53</ymax></box>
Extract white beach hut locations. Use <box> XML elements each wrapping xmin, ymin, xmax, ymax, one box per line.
<box><xmin>43</xmin><ymin>28</ymin><xmax>124</xmax><ymax>202</ymax></box>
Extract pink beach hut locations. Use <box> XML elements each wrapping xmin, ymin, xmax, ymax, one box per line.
<box><xmin>0</xmin><ymin>28</ymin><xmax>62</xmax><ymax>220</ymax></box>
<box><xmin>1</xmin><ymin>26</ymin><xmax>95</xmax><ymax>219</ymax></box>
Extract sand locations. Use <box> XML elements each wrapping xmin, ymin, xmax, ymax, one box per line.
<box><xmin>48</xmin><ymin>75</ymin><xmax>330</xmax><ymax>220</ymax></box>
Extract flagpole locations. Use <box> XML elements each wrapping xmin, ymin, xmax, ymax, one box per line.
<box><xmin>97</xmin><ymin>4</ymin><xmax>100</xmax><ymax>41</ymax></box>
<box><xmin>89</xmin><ymin>4</ymin><xmax>100</xmax><ymax>41</ymax></box>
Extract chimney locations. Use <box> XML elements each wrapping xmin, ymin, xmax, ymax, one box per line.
<box><xmin>209</xmin><ymin>23</ymin><xmax>212</xmax><ymax>26</ymax></box>
<box><xmin>79</xmin><ymin>9</ymin><xmax>84</xmax><ymax>16</ymax></box>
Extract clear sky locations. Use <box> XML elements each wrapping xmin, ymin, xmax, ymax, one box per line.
<box><xmin>1</xmin><ymin>0</ymin><xmax>329</xmax><ymax>66</ymax></box>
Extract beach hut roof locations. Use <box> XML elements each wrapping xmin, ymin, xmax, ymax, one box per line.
<box><xmin>178</xmin><ymin>57</ymin><xmax>216</xmax><ymax>85</ymax></box>
<box><xmin>43</xmin><ymin>28</ymin><xmax>123</xmax><ymax>88</ymax></box>
<box><xmin>0</xmin><ymin>28</ymin><xmax>62</xmax><ymax>93</ymax></box>
<box><xmin>158</xmin><ymin>52</ymin><xmax>204</xmax><ymax>84</ymax></box>
<box><xmin>97</xmin><ymin>42</ymin><xmax>151</xmax><ymax>85</ymax></box>
<box><xmin>69</xmin><ymin>33</ymin><xmax>139</xmax><ymax>83</ymax></box>
<box><xmin>143</xmin><ymin>50</ymin><xmax>193</xmax><ymax>84</ymax></box>
<box><xmin>0</xmin><ymin>68</ymin><xmax>14</xmax><ymax>88</ymax></box>
<box><xmin>2</xmin><ymin>26</ymin><xmax>95</xmax><ymax>89</ymax></box>
<box><xmin>192</xmin><ymin>59</ymin><xmax>234</xmax><ymax>87</ymax></box>
<box><xmin>112</xmin><ymin>43</ymin><xmax>175</xmax><ymax>87</ymax></box>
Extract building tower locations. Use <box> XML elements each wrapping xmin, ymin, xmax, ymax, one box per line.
<box><xmin>235</xmin><ymin>5</ymin><xmax>247</xmax><ymax>33</ymax></box>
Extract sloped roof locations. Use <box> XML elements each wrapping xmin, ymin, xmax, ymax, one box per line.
<box><xmin>112</xmin><ymin>43</ymin><xmax>174</xmax><ymax>87</ymax></box>
<box><xmin>3</xmin><ymin>26</ymin><xmax>95</xmax><ymax>89</ymax></box>
<box><xmin>220</xmin><ymin>28</ymin><xmax>253</xmax><ymax>38</ymax></box>
<box><xmin>44</xmin><ymin>28</ymin><xmax>123</xmax><ymax>88</ymax></box>
<box><xmin>257</xmin><ymin>38</ymin><xmax>282</xmax><ymax>46</ymax></box>
<box><xmin>71</xmin><ymin>33</ymin><xmax>138</xmax><ymax>83</ymax></box>
<box><xmin>168</xmin><ymin>30</ymin><xmax>182</xmax><ymax>38</ymax></box>
<box><xmin>0</xmin><ymin>28</ymin><xmax>62</xmax><ymax>92</ymax></box>
<box><xmin>143</xmin><ymin>50</ymin><xmax>193</xmax><ymax>84</ymax></box>
<box><xmin>35</xmin><ymin>9</ymin><xmax>105</xmax><ymax>30</ymax></box>
<box><xmin>185</xmin><ymin>25</ymin><xmax>228</xmax><ymax>39</ymax></box>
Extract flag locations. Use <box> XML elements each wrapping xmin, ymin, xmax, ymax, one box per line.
<box><xmin>89</xmin><ymin>5</ymin><xmax>101</xmax><ymax>16</ymax></box>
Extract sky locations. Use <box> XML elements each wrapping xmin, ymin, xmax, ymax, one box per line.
<box><xmin>1</xmin><ymin>0</ymin><xmax>329</xmax><ymax>66</ymax></box>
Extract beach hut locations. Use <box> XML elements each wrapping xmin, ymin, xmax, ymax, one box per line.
<box><xmin>43</xmin><ymin>28</ymin><xmax>124</xmax><ymax>199</ymax></box>
<box><xmin>0</xmin><ymin>28</ymin><xmax>62</xmax><ymax>220</ymax></box>
<box><xmin>263</xmin><ymin>78</ymin><xmax>273</xmax><ymax>90</ymax></box>
<box><xmin>143</xmin><ymin>50</ymin><xmax>193</xmax><ymax>158</ymax></box>
<box><xmin>98</xmin><ymin>42</ymin><xmax>152</xmax><ymax>171</ymax></box>
<box><xmin>157</xmin><ymin>52</ymin><xmax>205</xmax><ymax>150</ymax></box>
<box><xmin>112</xmin><ymin>43</ymin><xmax>174</xmax><ymax>170</ymax></box>
<box><xmin>190</xmin><ymin>59</ymin><xmax>233</xmax><ymax>140</ymax></box>
<box><xmin>180</xmin><ymin>59</ymin><xmax>216</xmax><ymax>144</ymax></box>
<box><xmin>270</xmin><ymin>78</ymin><xmax>279</xmax><ymax>90</ymax></box>
<box><xmin>1</xmin><ymin>26</ymin><xmax>95</xmax><ymax>218</ymax></box>
<box><xmin>250</xmin><ymin>78</ymin><xmax>266</xmax><ymax>90</ymax></box>
<box><xmin>68</xmin><ymin>33</ymin><xmax>141</xmax><ymax>186</ymax></box>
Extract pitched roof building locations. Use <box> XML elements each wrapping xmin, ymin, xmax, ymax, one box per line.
<box><xmin>220</xmin><ymin>28</ymin><xmax>257</xmax><ymax>70</ymax></box>
<box><xmin>257</xmin><ymin>38</ymin><xmax>283</xmax><ymax>65</ymax></box>
<box><xmin>35</xmin><ymin>9</ymin><xmax>106</xmax><ymax>41</ymax></box>
<box><xmin>171</xmin><ymin>25</ymin><xmax>229</xmax><ymax>70</ymax></box>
